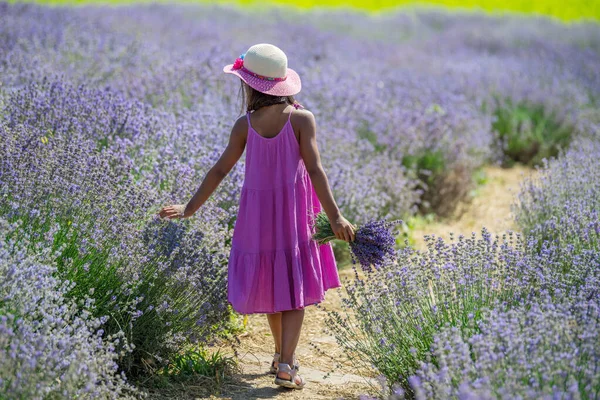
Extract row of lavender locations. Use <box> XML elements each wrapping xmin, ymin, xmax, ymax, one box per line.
<box><xmin>1</xmin><ymin>2</ymin><xmax>599</xmax><ymax>397</ymax></box>
<box><xmin>2</xmin><ymin>3</ymin><xmax>599</xmax><ymax>218</ymax></box>
<box><xmin>331</xmin><ymin>139</ymin><xmax>600</xmax><ymax>398</ymax></box>
<box><xmin>0</xmin><ymin>112</ymin><xmax>233</xmax><ymax>397</ymax></box>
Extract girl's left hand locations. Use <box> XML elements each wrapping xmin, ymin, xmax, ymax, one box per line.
<box><xmin>330</xmin><ymin>214</ymin><xmax>356</xmax><ymax>242</ymax></box>
<box><xmin>158</xmin><ymin>204</ymin><xmax>192</xmax><ymax>219</ymax></box>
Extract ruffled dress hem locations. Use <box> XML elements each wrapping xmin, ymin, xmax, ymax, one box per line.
<box><xmin>227</xmin><ymin>240</ymin><xmax>341</xmax><ymax>315</ymax></box>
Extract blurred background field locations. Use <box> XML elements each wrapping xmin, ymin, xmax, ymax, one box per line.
<box><xmin>7</xmin><ymin>0</ymin><xmax>600</xmax><ymax>21</ymax></box>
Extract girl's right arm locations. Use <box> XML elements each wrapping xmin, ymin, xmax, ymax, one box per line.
<box><xmin>159</xmin><ymin>116</ymin><xmax>247</xmax><ymax>220</ymax></box>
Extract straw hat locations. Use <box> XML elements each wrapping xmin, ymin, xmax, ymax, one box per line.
<box><xmin>223</xmin><ymin>43</ymin><xmax>301</xmax><ymax>96</ymax></box>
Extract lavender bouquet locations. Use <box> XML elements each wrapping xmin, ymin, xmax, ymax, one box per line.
<box><xmin>312</xmin><ymin>211</ymin><xmax>401</xmax><ymax>271</ymax></box>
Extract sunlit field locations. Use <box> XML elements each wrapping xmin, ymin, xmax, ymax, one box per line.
<box><xmin>1</xmin><ymin>1</ymin><xmax>599</xmax><ymax>398</ymax></box>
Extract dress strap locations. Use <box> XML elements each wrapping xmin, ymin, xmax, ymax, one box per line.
<box><xmin>246</xmin><ymin>111</ymin><xmax>252</xmax><ymax>129</ymax></box>
<box><xmin>288</xmin><ymin>105</ymin><xmax>293</xmax><ymax>121</ymax></box>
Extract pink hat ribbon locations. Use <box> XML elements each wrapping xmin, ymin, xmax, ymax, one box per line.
<box><xmin>232</xmin><ymin>52</ymin><xmax>288</xmax><ymax>82</ymax></box>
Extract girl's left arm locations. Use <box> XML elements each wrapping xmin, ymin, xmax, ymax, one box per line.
<box><xmin>158</xmin><ymin>116</ymin><xmax>247</xmax><ymax>219</ymax></box>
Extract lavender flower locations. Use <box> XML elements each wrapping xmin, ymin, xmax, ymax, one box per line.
<box><xmin>312</xmin><ymin>211</ymin><xmax>401</xmax><ymax>271</ymax></box>
<box><xmin>409</xmin><ymin>295</ymin><xmax>600</xmax><ymax>399</ymax></box>
<box><xmin>0</xmin><ymin>218</ymin><xmax>139</xmax><ymax>398</ymax></box>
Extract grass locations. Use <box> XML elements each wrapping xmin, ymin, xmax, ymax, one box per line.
<box><xmin>162</xmin><ymin>347</ymin><xmax>238</xmax><ymax>379</ymax></box>
<box><xmin>8</xmin><ymin>0</ymin><xmax>600</xmax><ymax>22</ymax></box>
<box><xmin>137</xmin><ymin>346</ymin><xmax>241</xmax><ymax>398</ymax></box>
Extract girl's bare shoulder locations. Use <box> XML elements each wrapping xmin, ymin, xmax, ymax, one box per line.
<box><xmin>291</xmin><ymin>108</ymin><xmax>316</xmax><ymax>132</ymax></box>
<box><xmin>232</xmin><ymin>114</ymin><xmax>249</xmax><ymax>133</ymax></box>
<box><xmin>234</xmin><ymin>113</ymin><xmax>248</xmax><ymax>127</ymax></box>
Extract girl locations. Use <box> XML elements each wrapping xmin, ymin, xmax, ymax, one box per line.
<box><xmin>158</xmin><ymin>43</ymin><xmax>355</xmax><ymax>390</ymax></box>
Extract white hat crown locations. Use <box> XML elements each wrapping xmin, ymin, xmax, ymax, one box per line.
<box><xmin>243</xmin><ymin>43</ymin><xmax>288</xmax><ymax>79</ymax></box>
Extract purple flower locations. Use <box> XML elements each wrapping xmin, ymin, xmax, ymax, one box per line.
<box><xmin>350</xmin><ymin>218</ymin><xmax>401</xmax><ymax>271</ymax></box>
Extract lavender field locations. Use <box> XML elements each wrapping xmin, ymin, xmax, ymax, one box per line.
<box><xmin>1</xmin><ymin>2</ymin><xmax>599</xmax><ymax>399</ymax></box>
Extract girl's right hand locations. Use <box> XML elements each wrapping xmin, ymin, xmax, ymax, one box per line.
<box><xmin>158</xmin><ymin>204</ymin><xmax>193</xmax><ymax>219</ymax></box>
<box><xmin>331</xmin><ymin>215</ymin><xmax>356</xmax><ymax>242</ymax></box>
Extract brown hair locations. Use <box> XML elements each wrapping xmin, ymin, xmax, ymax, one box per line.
<box><xmin>238</xmin><ymin>80</ymin><xmax>299</xmax><ymax>114</ymax></box>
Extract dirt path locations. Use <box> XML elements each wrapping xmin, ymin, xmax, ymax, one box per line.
<box><xmin>410</xmin><ymin>165</ymin><xmax>533</xmax><ymax>250</ymax></box>
<box><xmin>206</xmin><ymin>267</ymin><xmax>379</xmax><ymax>400</ymax></box>
<box><xmin>183</xmin><ymin>165</ymin><xmax>534</xmax><ymax>400</ymax></box>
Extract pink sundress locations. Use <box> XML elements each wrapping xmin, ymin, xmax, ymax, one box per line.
<box><xmin>227</xmin><ymin>105</ymin><xmax>341</xmax><ymax>314</ymax></box>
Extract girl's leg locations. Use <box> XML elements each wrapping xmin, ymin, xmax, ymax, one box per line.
<box><xmin>266</xmin><ymin>312</ymin><xmax>282</xmax><ymax>353</ymax></box>
<box><xmin>277</xmin><ymin>308</ymin><xmax>305</xmax><ymax>381</ymax></box>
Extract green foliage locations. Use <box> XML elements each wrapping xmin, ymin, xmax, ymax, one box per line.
<box><xmin>332</xmin><ymin>239</ymin><xmax>353</xmax><ymax>268</ymax></box>
<box><xmin>398</xmin><ymin>214</ymin><xmax>436</xmax><ymax>247</ymax></box>
<box><xmin>162</xmin><ymin>347</ymin><xmax>237</xmax><ymax>380</ymax></box>
<box><xmin>0</xmin><ymin>199</ymin><xmax>232</xmax><ymax>377</ymax></box>
<box><xmin>403</xmin><ymin>150</ymin><xmax>474</xmax><ymax>217</ymax></box>
<box><xmin>491</xmin><ymin>97</ymin><xmax>574</xmax><ymax>166</ymax></box>
<box><xmin>311</xmin><ymin>211</ymin><xmax>338</xmax><ymax>244</ymax></box>
<box><xmin>473</xmin><ymin>168</ymin><xmax>488</xmax><ymax>186</ymax></box>
<box><xmin>402</xmin><ymin>150</ymin><xmax>446</xmax><ymax>185</ymax></box>
<box><xmin>311</xmin><ymin>210</ymin><xmax>356</xmax><ymax>269</ymax></box>
<box><xmin>217</xmin><ymin>308</ymin><xmax>246</xmax><ymax>338</ymax></box>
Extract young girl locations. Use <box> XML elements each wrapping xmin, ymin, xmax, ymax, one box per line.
<box><xmin>158</xmin><ymin>43</ymin><xmax>355</xmax><ymax>390</ymax></box>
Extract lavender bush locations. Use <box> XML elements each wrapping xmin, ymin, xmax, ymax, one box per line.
<box><xmin>323</xmin><ymin>230</ymin><xmax>539</xmax><ymax>393</ymax></box>
<box><xmin>514</xmin><ymin>139</ymin><xmax>600</xmax><ymax>252</ymax></box>
<box><xmin>490</xmin><ymin>97</ymin><xmax>576</xmax><ymax>166</ymax></box>
<box><xmin>341</xmin><ymin>137</ymin><xmax>600</xmax><ymax>398</ymax></box>
<box><xmin>410</xmin><ymin>295</ymin><xmax>600</xmax><ymax>399</ymax></box>
<box><xmin>0</xmin><ymin>108</ymin><xmax>232</xmax><ymax>375</ymax></box>
<box><xmin>330</xmin><ymin>225</ymin><xmax>600</xmax><ymax>397</ymax></box>
<box><xmin>0</xmin><ymin>218</ymin><xmax>139</xmax><ymax>399</ymax></box>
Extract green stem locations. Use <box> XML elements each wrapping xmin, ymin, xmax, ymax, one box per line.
<box><xmin>316</xmin><ymin>235</ymin><xmax>337</xmax><ymax>244</ymax></box>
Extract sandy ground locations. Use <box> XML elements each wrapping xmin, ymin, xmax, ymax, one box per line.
<box><xmin>205</xmin><ymin>267</ymin><xmax>379</xmax><ymax>400</ymax></box>
<box><xmin>146</xmin><ymin>165</ymin><xmax>535</xmax><ymax>399</ymax></box>
<box><xmin>410</xmin><ymin>165</ymin><xmax>534</xmax><ymax>250</ymax></box>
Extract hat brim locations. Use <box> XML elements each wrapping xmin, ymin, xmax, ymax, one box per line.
<box><xmin>223</xmin><ymin>64</ymin><xmax>301</xmax><ymax>96</ymax></box>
